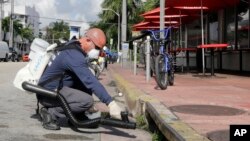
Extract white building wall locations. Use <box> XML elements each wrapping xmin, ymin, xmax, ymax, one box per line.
<box><xmin>3</xmin><ymin>4</ymin><xmax>39</xmax><ymax>55</ymax></box>
<box><xmin>26</xmin><ymin>6</ymin><xmax>39</xmax><ymax>37</ymax></box>
<box><xmin>3</xmin><ymin>4</ymin><xmax>40</xmax><ymax>37</ymax></box>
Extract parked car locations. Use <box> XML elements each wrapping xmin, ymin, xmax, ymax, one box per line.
<box><xmin>22</xmin><ymin>53</ymin><xmax>29</xmax><ymax>62</ymax></box>
<box><xmin>0</xmin><ymin>41</ymin><xmax>9</xmax><ymax>62</ymax></box>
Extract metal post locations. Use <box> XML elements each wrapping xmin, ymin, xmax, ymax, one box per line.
<box><xmin>185</xmin><ymin>25</ymin><xmax>189</xmax><ymax>72</ymax></box>
<box><xmin>211</xmin><ymin>48</ymin><xmax>214</xmax><ymax>76</ymax></box>
<box><xmin>122</xmin><ymin>0</ymin><xmax>127</xmax><ymax>42</ymax></box>
<box><xmin>201</xmin><ymin>0</ymin><xmax>205</xmax><ymax>75</ymax></box>
<box><xmin>146</xmin><ymin>36</ymin><xmax>151</xmax><ymax>82</ymax></box>
<box><xmin>160</xmin><ymin>0</ymin><xmax>165</xmax><ymax>39</ymax></box>
<box><xmin>118</xmin><ymin>14</ymin><xmax>120</xmax><ymax>54</ymax></box>
<box><xmin>129</xmin><ymin>49</ymin><xmax>133</xmax><ymax>70</ymax></box>
<box><xmin>0</xmin><ymin>0</ymin><xmax>8</xmax><ymax>41</ymax></box>
<box><xmin>121</xmin><ymin>0</ymin><xmax>127</xmax><ymax>67</ymax></box>
<box><xmin>9</xmin><ymin>0</ymin><xmax>14</xmax><ymax>48</ymax></box>
<box><xmin>179</xmin><ymin>10</ymin><xmax>184</xmax><ymax>73</ymax></box>
<box><xmin>0</xmin><ymin>1</ymin><xmax>3</xmax><ymax>41</ymax></box>
<box><xmin>133</xmin><ymin>42</ymin><xmax>137</xmax><ymax>75</ymax></box>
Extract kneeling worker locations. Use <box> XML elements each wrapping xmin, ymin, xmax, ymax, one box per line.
<box><xmin>37</xmin><ymin>28</ymin><xmax>122</xmax><ymax>130</ymax></box>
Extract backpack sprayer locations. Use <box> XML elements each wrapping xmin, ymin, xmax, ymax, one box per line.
<box><xmin>22</xmin><ymin>82</ymin><xmax>136</xmax><ymax>129</ymax></box>
<box><xmin>13</xmin><ymin>38</ymin><xmax>136</xmax><ymax>129</ymax></box>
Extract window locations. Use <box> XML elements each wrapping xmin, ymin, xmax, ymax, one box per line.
<box><xmin>225</xmin><ymin>7</ymin><xmax>236</xmax><ymax>49</ymax></box>
<box><xmin>208</xmin><ymin>13</ymin><xmax>219</xmax><ymax>43</ymax></box>
<box><xmin>187</xmin><ymin>20</ymin><xmax>203</xmax><ymax>48</ymax></box>
<box><xmin>237</xmin><ymin>0</ymin><xmax>249</xmax><ymax>49</ymax></box>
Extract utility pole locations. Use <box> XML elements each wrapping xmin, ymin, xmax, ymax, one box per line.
<box><xmin>0</xmin><ymin>0</ymin><xmax>3</xmax><ymax>41</ymax></box>
<box><xmin>0</xmin><ymin>0</ymin><xmax>7</xmax><ymax>41</ymax></box>
<box><xmin>9</xmin><ymin>0</ymin><xmax>14</xmax><ymax>48</ymax></box>
<box><xmin>117</xmin><ymin>13</ymin><xmax>120</xmax><ymax>53</ymax></box>
<box><xmin>121</xmin><ymin>0</ymin><xmax>127</xmax><ymax>42</ymax></box>
<box><xmin>121</xmin><ymin>0</ymin><xmax>127</xmax><ymax>67</ymax></box>
<box><xmin>160</xmin><ymin>0</ymin><xmax>165</xmax><ymax>39</ymax></box>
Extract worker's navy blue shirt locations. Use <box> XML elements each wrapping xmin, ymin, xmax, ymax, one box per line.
<box><xmin>38</xmin><ymin>45</ymin><xmax>112</xmax><ymax>105</ymax></box>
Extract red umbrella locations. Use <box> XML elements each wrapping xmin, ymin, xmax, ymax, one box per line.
<box><xmin>132</xmin><ymin>21</ymin><xmax>179</xmax><ymax>31</ymax></box>
<box><xmin>166</xmin><ymin>0</ymin><xmax>240</xmax><ymax>11</ymax></box>
<box><xmin>140</xmin><ymin>7</ymin><xmax>163</xmax><ymax>16</ymax></box>
<box><xmin>141</xmin><ymin>7</ymin><xmax>204</xmax><ymax>17</ymax></box>
<box><xmin>138</xmin><ymin>7</ymin><xmax>200</xmax><ymax>29</ymax></box>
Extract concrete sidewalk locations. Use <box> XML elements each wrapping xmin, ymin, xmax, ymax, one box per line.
<box><xmin>108</xmin><ymin>63</ymin><xmax>250</xmax><ymax>141</ymax></box>
<box><xmin>97</xmin><ymin>68</ymin><xmax>152</xmax><ymax>141</ymax></box>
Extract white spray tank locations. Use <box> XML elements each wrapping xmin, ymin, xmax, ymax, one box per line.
<box><xmin>13</xmin><ymin>38</ymin><xmax>57</xmax><ymax>91</ymax></box>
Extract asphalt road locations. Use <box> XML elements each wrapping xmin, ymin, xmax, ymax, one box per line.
<box><xmin>0</xmin><ymin>62</ymin><xmax>151</xmax><ymax>141</ymax></box>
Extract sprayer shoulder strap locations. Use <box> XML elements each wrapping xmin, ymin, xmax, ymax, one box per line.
<box><xmin>39</xmin><ymin>41</ymin><xmax>84</xmax><ymax>86</ymax></box>
<box><xmin>55</xmin><ymin>40</ymin><xmax>85</xmax><ymax>55</ymax></box>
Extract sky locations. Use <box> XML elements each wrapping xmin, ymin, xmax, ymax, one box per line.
<box><xmin>15</xmin><ymin>0</ymin><xmax>105</xmax><ymax>35</ymax></box>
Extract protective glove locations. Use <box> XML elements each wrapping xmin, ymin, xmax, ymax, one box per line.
<box><xmin>108</xmin><ymin>101</ymin><xmax>123</xmax><ymax>120</ymax></box>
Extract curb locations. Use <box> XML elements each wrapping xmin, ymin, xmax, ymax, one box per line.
<box><xmin>110</xmin><ymin>68</ymin><xmax>210</xmax><ymax>141</ymax></box>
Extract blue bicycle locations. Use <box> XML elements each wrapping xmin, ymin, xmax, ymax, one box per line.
<box><xmin>147</xmin><ymin>28</ymin><xmax>174</xmax><ymax>90</ymax></box>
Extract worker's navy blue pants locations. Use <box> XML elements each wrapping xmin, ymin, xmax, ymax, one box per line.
<box><xmin>38</xmin><ymin>86</ymin><xmax>94</xmax><ymax>120</ymax></box>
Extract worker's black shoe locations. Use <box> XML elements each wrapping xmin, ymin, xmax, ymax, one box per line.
<box><xmin>40</xmin><ymin>108</ymin><xmax>60</xmax><ymax>130</ymax></box>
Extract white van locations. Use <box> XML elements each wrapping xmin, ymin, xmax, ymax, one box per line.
<box><xmin>0</xmin><ymin>41</ymin><xmax>9</xmax><ymax>62</ymax></box>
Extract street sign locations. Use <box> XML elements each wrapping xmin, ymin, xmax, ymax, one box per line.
<box><xmin>110</xmin><ymin>38</ymin><xmax>113</xmax><ymax>45</ymax></box>
<box><xmin>122</xmin><ymin>43</ymin><xmax>129</xmax><ymax>59</ymax></box>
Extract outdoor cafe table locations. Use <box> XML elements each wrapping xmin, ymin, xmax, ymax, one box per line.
<box><xmin>197</xmin><ymin>44</ymin><xmax>228</xmax><ymax>76</ymax></box>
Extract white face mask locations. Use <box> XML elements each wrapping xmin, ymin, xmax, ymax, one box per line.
<box><xmin>87</xmin><ymin>49</ymin><xmax>100</xmax><ymax>59</ymax></box>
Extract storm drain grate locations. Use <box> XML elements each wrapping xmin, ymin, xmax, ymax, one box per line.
<box><xmin>169</xmin><ymin>105</ymin><xmax>245</xmax><ymax>116</ymax></box>
<box><xmin>207</xmin><ymin>130</ymin><xmax>229</xmax><ymax>141</ymax></box>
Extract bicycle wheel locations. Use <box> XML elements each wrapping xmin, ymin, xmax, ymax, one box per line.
<box><xmin>168</xmin><ymin>57</ymin><xmax>174</xmax><ymax>86</ymax></box>
<box><xmin>155</xmin><ymin>55</ymin><xmax>168</xmax><ymax>90</ymax></box>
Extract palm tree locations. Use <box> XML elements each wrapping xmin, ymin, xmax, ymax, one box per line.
<box><xmin>20</xmin><ymin>26</ymin><xmax>33</xmax><ymax>42</ymax></box>
<box><xmin>93</xmin><ymin>0</ymin><xmax>160</xmax><ymax>46</ymax></box>
<box><xmin>46</xmin><ymin>20</ymin><xmax>70</xmax><ymax>43</ymax></box>
<box><xmin>1</xmin><ymin>16</ymin><xmax>27</xmax><ymax>42</ymax></box>
<box><xmin>2</xmin><ymin>17</ymin><xmax>12</xmax><ymax>41</ymax></box>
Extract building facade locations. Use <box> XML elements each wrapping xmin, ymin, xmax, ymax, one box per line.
<box><xmin>172</xmin><ymin>0</ymin><xmax>250</xmax><ymax>73</ymax></box>
<box><xmin>3</xmin><ymin>4</ymin><xmax>40</xmax><ymax>55</ymax></box>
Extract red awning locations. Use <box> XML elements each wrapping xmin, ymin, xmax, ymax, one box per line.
<box><xmin>140</xmin><ymin>7</ymin><xmax>163</xmax><ymax>16</ymax></box>
<box><xmin>133</xmin><ymin>21</ymin><xmax>179</xmax><ymax>28</ymax></box>
<box><xmin>133</xmin><ymin>26</ymin><xmax>179</xmax><ymax>31</ymax></box>
<box><xmin>132</xmin><ymin>21</ymin><xmax>179</xmax><ymax>31</ymax></box>
<box><xmin>166</xmin><ymin>0</ymin><xmax>240</xmax><ymax>11</ymax></box>
<box><xmin>141</xmin><ymin>7</ymin><xmax>204</xmax><ymax>17</ymax></box>
<box><xmin>133</xmin><ymin>0</ymin><xmax>240</xmax><ymax>31</ymax></box>
<box><xmin>139</xmin><ymin>7</ymin><xmax>200</xmax><ymax>27</ymax></box>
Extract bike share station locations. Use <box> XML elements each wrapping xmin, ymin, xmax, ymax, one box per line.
<box><xmin>130</xmin><ymin>27</ymin><xmax>175</xmax><ymax>90</ymax></box>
